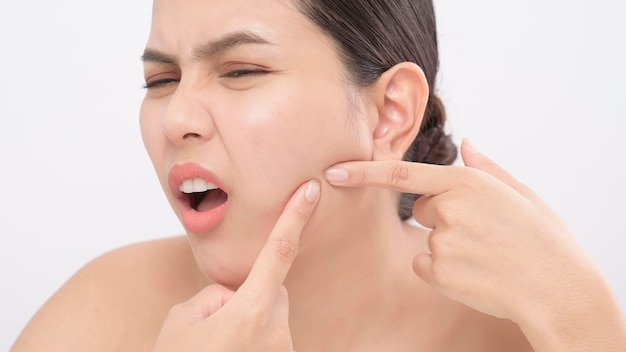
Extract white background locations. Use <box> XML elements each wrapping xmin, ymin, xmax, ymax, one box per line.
<box><xmin>1</xmin><ymin>0</ymin><xmax>624</xmax><ymax>349</ymax></box>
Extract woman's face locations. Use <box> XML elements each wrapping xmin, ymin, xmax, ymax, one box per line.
<box><xmin>140</xmin><ymin>0</ymin><xmax>375</xmax><ymax>287</ymax></box>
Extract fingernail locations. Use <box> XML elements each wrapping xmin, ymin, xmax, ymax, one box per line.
<box><xmin>324</xmin><ymin>167</ymin><xmax>349</xmax><ymax>183</ymax></box>
<box><xmin>305</xmin><ymin>180</ymin><xmax>320</xmax><ymax>203</ymax></box>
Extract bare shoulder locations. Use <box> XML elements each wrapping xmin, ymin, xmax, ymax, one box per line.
<box><xmin>12</xmin><ymin>236</ymin><xmax>207</xmax><ymax>352</ymax></box>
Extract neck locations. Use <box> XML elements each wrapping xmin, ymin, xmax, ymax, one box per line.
<box><xmin>284</xmin><ymin>187</ymin><xmax>432</xmax><ymax>349</ymax></box>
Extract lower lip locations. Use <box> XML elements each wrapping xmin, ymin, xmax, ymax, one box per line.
<box><xmin>178</xmin><ymin>198</ymin><xmax>229</xmax><ymax>234</ymax></box>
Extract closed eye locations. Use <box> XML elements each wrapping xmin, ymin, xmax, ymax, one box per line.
<box><xmin>221</xmin><ymin>69</ymin><xmax>270</xmax><ymax>78</ymax></box>
<box><xmin>143</xmin><ymin>78</ymin><xmax>179</xmax><ymax>89</ymax></box>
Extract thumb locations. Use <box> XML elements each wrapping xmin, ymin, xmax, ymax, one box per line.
<box><xmin>184</xmin><ymin>284</ymin><xmax>236</xmax><ymax>320</ymax></box>
<box><xmin>460</xmin><ymin>138</ymin><xmax>502</xmax><ymax>174</ymax></box>
<box><xmin>460</xmin><ymin>138</ymin><xmax>539</xmax><ymax>202</ymax></box>
<box><xmin>273</xmin><ymin>285</ymin><xmax>291</xmax><ymax>322</ymax></box>
<box><xmin>412</xmin><ymin>253</ymin><xmax>435</xmax><ymax>286</ymax></box>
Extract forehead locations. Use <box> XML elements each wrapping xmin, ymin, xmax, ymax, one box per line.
<box><xmin>147</xmin><ymin>0</ymin><xmax>321</xmax><ymax>56</ymax></box>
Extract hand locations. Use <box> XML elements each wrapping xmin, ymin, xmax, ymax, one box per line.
<box><xmin>153</xmin><ymin>180</ymin><xmax>320</xmax><ymax>352</ymax></box>
<box><xmin>324</xmin><ymin>139</ymin><xmax>590</xmax><ymax>323</ymax></box>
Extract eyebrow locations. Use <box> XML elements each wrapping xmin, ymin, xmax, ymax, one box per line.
<box><xmin>141</xmin><ymin>31</ymin><xmax>273</xmax><ymax>65</ymax></box>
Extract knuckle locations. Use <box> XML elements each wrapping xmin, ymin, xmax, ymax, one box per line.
<box><xmin>428</xmin><ymin>230</ymin><xmax>455</xmax><ymax>261</ymax></box>
<box><xmin>166</xmin><ymin>302</ymin><xmax>186</xmax><ymax>320</ymax></box>
<box><xmin>354</xmin><ymin>166</ymin><xmax>368</xmax><ymax>185</ymax></box>
<box><xmin>290</xmin><ymin>203</ymin><xmax>313</xmax><ymax>222</ymax></box>
<box><xmin>427</xmin><ymin>230</ymin><xmax>440</xmax><ymax>252</ymax></box>
<box><xmin>275</xmin><ymin>286</ymin><xmax>290</xmax><ymax>305</ymax></box>
<box><xmin>271</xmin><ymin>237</ymin><xmax>298</xmax><ymax>264</ymax></box>
<box><xmin>388</xmin><ymin>164</ymin><xmax>410</xmax><ymax>187</ymax></box>
<box><xmin>428</xmin><ymin>230</ymin><xmax>449</xmax><ymax>254</ymax></box>
<box><xmin>432</xmin><ymin>199</ymin><xmax>448</xmax><ymax>218</ymax></box>
<box><xmin>459</xmin><ymin>167</ymin><xmax>489</xmax><ymax>191</ymax></box>
<box><xmin>432</xmin><ymin>199</ymin><xmax>459</xmax><ymax>223</ymax></box>
<box><xmin>430</xmin><ymin>261</ymin><xmax>453</xmax><ymax>288</ymax></box>
<box><xmin>278</xmin><ymin>285</ymin><xmax>289</xmax><ymax>300</ymax></box>
<box><xmin>455</xmin><ymin>166</ymin><xmax>476</xmax><ymax>185</ymax></box>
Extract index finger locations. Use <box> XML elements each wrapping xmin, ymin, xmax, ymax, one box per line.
<box><xmin>324</xmin><ymin>160</ymin><xmax>457</xmax><ymax>196</ymax></box>
<box><xmin>239</xmin><ymin>180</ymin><xmax>320</xmax><ymax>304</ymax></box>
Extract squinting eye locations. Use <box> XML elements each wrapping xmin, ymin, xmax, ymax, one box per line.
<box><xmin>222</xmin><ymin>69</ymin><xmax>269</xmax><ymax>78</ymax></box>
<box><xmin>143</xmin><ymin>78</ymin><xmax>179</xmax><ymax>89</ymax></box>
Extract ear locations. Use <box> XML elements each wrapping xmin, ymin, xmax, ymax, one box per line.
<box><xmin>369</xmin><ymin>62</ymin><xmax>429</xmax><ymax>160</ymax></box>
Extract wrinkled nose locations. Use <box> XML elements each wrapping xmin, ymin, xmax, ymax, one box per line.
<box><xmin>162</xmin><ymin>85</ymin><xmax>215</xmax><ymax>145</ymax></box>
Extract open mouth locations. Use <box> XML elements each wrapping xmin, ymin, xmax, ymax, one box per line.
<box><xmin>180</xmin><ymin>178</ymin><xmax>228</xmax><ymax>212</ymax></box>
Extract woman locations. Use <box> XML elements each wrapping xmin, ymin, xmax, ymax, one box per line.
<box><xmin>12</xmin><ymin>0</ymin><xmax>626</xmax><ymax>350</ymax></box>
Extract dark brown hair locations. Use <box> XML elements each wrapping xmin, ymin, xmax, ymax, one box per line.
<box><xmin>295</xmin><ymin>0</ymin><xmax>458</xmax><ymax>219</ymax></box>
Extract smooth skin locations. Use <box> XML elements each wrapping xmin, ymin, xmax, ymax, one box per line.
<box><xmin>11</xmin><ymin>0</ymin><xmax>626</xmax><ymax>350</ymax></box>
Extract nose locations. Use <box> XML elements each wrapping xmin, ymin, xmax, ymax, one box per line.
<box><xmin>162</xmin><ymin>84</ymin><xmax>215</xmax><ymax>145</ymax></box>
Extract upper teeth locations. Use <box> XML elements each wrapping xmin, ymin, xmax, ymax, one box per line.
<box><xmin>179</xmin><ymin>178</ymin><xmax>218</xmax><ymax>194</ymax></box>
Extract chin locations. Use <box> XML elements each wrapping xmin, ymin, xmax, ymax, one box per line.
<box><xmin>206</xmin><ymin>268</ymin><xmax>249</xmax><ymax>291</ymax></box>
<box><xmin>184</xmin><ymin>186</ymin><xmax>298</xmax><ymax>289</ymax></box>
<box><xmin>197</xmin><ymin>254</ymin><xmax>253</xmax><ymax>290</ymax></box>
<box><xmin>187</xmin><ymin>232</ymin><xmax>262</xmax><ymax>290</ymax></box>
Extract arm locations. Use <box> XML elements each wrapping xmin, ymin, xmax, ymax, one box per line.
<box><xmin>517</xmin><ymin>265</ymin><xmax>626</xmax><ymax>351</ymax></box>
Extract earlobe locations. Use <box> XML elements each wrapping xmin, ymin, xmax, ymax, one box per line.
<box><xmin>370</xmin><ymin>62</ymin><xmax>429</xmax><ymax>160</ymax></box>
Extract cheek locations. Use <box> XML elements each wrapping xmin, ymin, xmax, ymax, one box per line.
<box><xmin>220</xmin><ymin>80</ymin><xmax>372</xmax><ymax>191</ymax></box>
<box><xmin>140</xmin><ymin>100</ymin><xmax>162</xmax><ymax>160</ymax></box>
<box><xmin>139</xmin><ymin>99</ymin><xmax>169</xmax><ymax>186</ymax></box>
<box><xmin>279</xmin><ymin>88</ymin><xmax>373</xmax><ymax>168</ymax></box>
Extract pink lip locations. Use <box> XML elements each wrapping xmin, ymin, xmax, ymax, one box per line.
<box><xmin>168</xmin><ymin>163</ymin><xmax>229</xmax><ymax>234</ymax></box>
